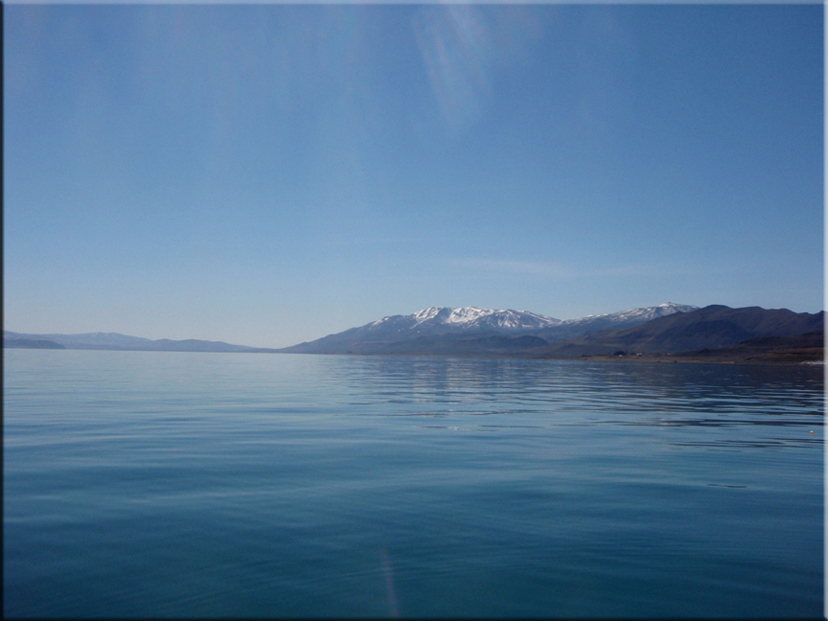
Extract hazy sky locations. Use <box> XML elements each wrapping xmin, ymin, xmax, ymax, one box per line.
<box><xmin>5</xmin><ymin>4</ymin><xmax>823</xmax><ymax>348</ymax></box>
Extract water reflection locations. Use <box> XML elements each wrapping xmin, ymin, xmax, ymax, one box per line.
<box><xmin>315</xmin><ymin>355</ymin><xmax>823</xmax><ymax>449</ymax></box>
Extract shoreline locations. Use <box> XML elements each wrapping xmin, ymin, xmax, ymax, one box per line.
<box><xmin>577</xmin><ymin>349</ymin><xmax>824</xmax><ymax>365</ymax></box>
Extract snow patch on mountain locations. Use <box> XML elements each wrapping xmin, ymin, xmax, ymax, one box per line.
<box><xmin>563</xmin><ymin>302</ymin><xmax>697</xmax><ymax>325</ymax></box>
<box><xmin>377</xmin><ymin>303</ymin><xmax>695</xmax><ymax>334</ymax></box>
<box><xmin>379</xmin><ymin>306</ymin><xmax>564</xmax><ymax>332</ymax></box>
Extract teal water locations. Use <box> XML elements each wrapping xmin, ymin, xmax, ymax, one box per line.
<box><xmin>4</xmin><ymin>349</ymin><xmax>823</xmax><ymax>617</ymax></box>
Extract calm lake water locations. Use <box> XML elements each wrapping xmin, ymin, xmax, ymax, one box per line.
<box><xmin>3</xmin><ymin>349</ymin><xmax>824</xmax><ymax>617</ymax></box>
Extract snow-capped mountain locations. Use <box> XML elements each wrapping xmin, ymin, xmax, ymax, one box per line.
<box><xmin>538</xmin><ymin>302</ymin><xmax>698</xmax><ymax>341</ymax></box>
<box><xmin>371</xmin><ymin>306</ymin><xmax>563</xmax><ymax>334</ymax></box>
<box><xmin>561</xmin><ymin>302</ymin><xmax>698</xmax><ymax>326</ymax></box>
<box><xmin>280</xmin><ymin>303</ymin><xmax>698</xmax><ymax>354</ymax></box>
<box><xmin>367</xmin><ymin>303</ymin><xmax>695</xmax><ymax>339</ymax></box>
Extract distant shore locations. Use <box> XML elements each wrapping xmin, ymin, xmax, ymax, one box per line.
<box><xmin>578</xmin><ymin>349</ymin><xmax>824</xmax><ymax>365</ymax></box>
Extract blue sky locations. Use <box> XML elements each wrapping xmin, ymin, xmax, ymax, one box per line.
<box><xmin>5</xmin><ymin>4</ymin><xmax>824</xmax><ymax>348</ymax></box>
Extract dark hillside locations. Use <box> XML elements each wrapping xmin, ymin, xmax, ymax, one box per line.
<box><xmin>535</xmin><ymin>306</ymin><xmax>824</xmax><ymax>357</ymax></box>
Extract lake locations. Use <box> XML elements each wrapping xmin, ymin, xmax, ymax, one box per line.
<box><xmin>3</xmin><ymin>349</ymin><xmax>823</xmax><ymax>617</ymax></box>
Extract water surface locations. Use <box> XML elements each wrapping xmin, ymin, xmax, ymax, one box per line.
<box><xmin>4</xmin><ymin>350</ymin><xmax>823</xmax><ymax>617</ymax></box>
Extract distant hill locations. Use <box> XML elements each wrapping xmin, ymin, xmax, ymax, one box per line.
<box><xmin>4</xmin><ymin>338</ymin><xmax>65</xmax><ymax>349</ymax></box>
<box><xmin>675</xmin><ymin>330</ymin><xmax>824</xmax><ymax>363</ymax></box>
<box><xmin>322</xmin><ymin>333</ymin><xmax>551</xmax><ymax>356</ymax></box>
<box><xmin>534</xmin><ymin>303</ymin><xmax>699</xmax><ymax>342</ymax></box>
<box><xmin>533</xmin><ymin>305</ymin><xmax>824</xmax><ymax>358</ymax></box>
<box><xmin>2</xmin><ymin>331</ymin><xmax>277</xmax><ymax>353</ymax></box>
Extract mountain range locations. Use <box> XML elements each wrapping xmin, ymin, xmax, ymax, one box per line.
<box><xmin>278</xmin><ymin>303</ymin><xmax>698</xmax><ymax>354</ymax></box>
<box><xmin>2</xmin><ymin>331</ymin><xmax>279</xmax><ymax>353</ymax></box>
<box><xmin>276</xmin><ymin>303</ymin><xmax>823</xmax><ymax>361</ymax></box>
<box><xmin>5</xmin><ymin>302</ymin><xmax>824</xmax><ymax>362</ymax></box>
<box><xmin>533</xmin><ymin>305</ymin><xmax>824</xmax><ymax>359</ymax></box>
